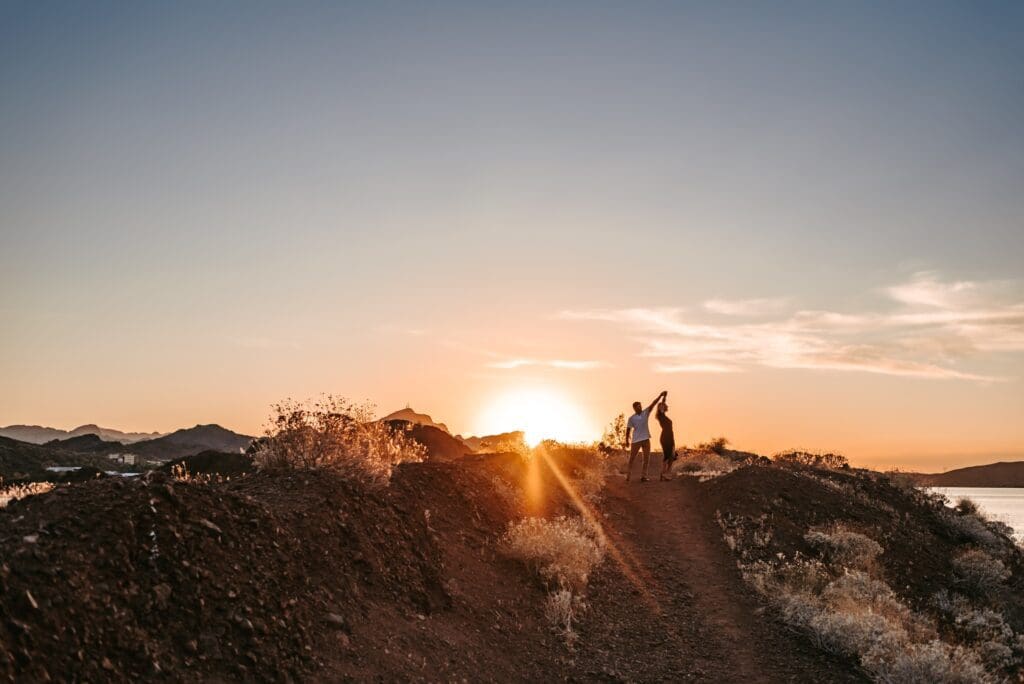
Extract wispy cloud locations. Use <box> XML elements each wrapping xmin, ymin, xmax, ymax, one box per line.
<box><xmin>704</xmin><ymin>297</ymin><xmax>791</xmax><ymax>316</ymax></box>
<box><xmin>559</xmin><ymin>273</ymin><xmax>1023</xmax><ymax>382</ymax></box>
<box><xmin>487</xmin><ymin>358</ymin><xmax>609</xmax><ymax>370</ymax></box>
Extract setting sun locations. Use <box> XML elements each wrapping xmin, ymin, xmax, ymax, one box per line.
<box><xmin>475</xmin><ymin>387</ymin><xmax>598</xmax><ymax>447</ymax></box>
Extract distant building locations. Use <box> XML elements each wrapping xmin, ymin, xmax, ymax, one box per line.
<box><xmin>107</xmin><ymin>453</ymin><xmax>136</xmax><ymax>466</ymax></box>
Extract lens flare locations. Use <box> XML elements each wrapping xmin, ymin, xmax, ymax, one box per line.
<box><xmin>475</xmin><ymin>387</ymin><xmax>596</xmax><ymax>447</ymax></box>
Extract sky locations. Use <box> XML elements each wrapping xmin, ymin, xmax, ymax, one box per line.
<box><xmin>2</xmin><ymin>1</ymin><xmax>1023</xmax><ymax>471</ymax></box>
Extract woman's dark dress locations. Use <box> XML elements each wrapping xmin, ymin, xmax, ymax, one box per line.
<box><xmin>656</xmin><ymin>412</ymin><xmax>677</xmax><ymax>463</ymax></box>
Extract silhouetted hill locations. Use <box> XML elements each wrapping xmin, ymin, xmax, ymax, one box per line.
<box><xmin>914</xmin><ymin>461</ymin><xmax>1024</xmax><ymax>487</ymax></box>
<box><xmin>380</xmin><ymin>408</ymin><xmax>450</xmax><ymax>434</ymax></box>
<box><xmin>44</xmin><ymin>434</ymin><xmax>123</xmax><ymax>453</ymax></box>
<box><xmin>0</xmin><ymin>436</ymin><xmax>60</xmax><ymax>480</ymax></box>
<box><xmin>127</xmin><ymin>425</ymin><xmax>254</xmax><ymax>461</ymax></box>
<box><xmin>0</xmin><ymin>424</ymin><xmax>162</xmax><ymax>445</ymax></box>
<box><xmin>159</xmin><ymin>450</ymin><xmax>256</xmax><ymax>478</ymax></box>
<box><xmin>385</xmin><ymin>420</ymin><xmax>468</xmax><ymax>461</ymax></box>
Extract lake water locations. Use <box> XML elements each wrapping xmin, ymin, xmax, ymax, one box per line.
<box><xmin>930</xmin><ymin>487</ymin><xmax>1024</xmax><ymax>542</ymax></box>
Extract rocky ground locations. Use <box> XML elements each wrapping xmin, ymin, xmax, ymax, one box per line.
<box><xmin>2</xmin><ymin>451</ymin><xmax>875</xmax><ymax>682</ymax></box>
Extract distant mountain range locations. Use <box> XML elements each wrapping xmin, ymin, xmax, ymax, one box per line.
<box><xmin>0</xmin><ymin>424</ymin><xmax>163</xmax><ymax>444</ymax></box>
<box><xmin>0</xmin><ymin>425</ymin><xmax>255</xmax><ymax>480</ymax></box>
<box><xmin>912</xmin><ymin>461</ymin><xmax>1024</xmax><ymax>488</ymax></box>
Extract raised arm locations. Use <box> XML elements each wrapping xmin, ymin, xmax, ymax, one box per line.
<box><xmin>645</xmin><ymin>390</ymin><xmax>667</xmax><ymax>414</ymax></box>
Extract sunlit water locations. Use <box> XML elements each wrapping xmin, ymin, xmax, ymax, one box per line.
<box><xmin>930</xmin><ymin>487</ymin><xmax>1024</xmax><ymax>542</ymax></box>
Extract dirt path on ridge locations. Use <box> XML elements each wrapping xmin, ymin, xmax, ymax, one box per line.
<box><xmin>568</xmin><ymin>470</ymin><xmax>864</xmax><ymax>682</ymax></box>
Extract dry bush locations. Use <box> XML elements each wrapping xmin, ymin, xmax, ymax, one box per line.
<box><xmin>0</xmin><ymin>481</ymin><xmax>54</xmax><ymax>508</ymax></box>
<box><xmin>942</xmin><ymin>511</ymin><xmax>1003</xmax><ymax>551</ymax></box>
<box><xmin>544</xmin><ymin>589</ymin><xmax>588</xmax><ymax>648</ymax></box>
<box><xmin>941</xmin><ymin>598</ymin><xmax>1022</xmax><ymax>671</ymax></box>
<box><xmin>252</xmin><ymin>396</ymin><xmax>425</xmax><ymax>486</ymax></box>
<box><xmin>694</xmin><ymin>436</ymin><xmax>730</xmax><ymax>455</ymax></box>
<box><xmin>733</xmin><ymin>521</ymin><xmax>1008</xmax><ymax>682</ymax></box>
<box><xmin>504</xmin><ymin>516</ymin><xmax>605</xmax><ymax>593</ymax></box>
<box><xmin>680</xmin><ymin>451</ymin><xmax>738</xmax><ymax>480</ymax></box>
<box><xmin>504</xmin><ymin>515</ymin><xmax>605</xmax><ymax>647</ymax></box>
<box><xmin>773</xmin><ymin>450</ymin><xmax>849</xmax><ymax>470</ymax></box>
<box><xmin>952</xmin><ymin>549</ymin><xmax>1010</xmax><ymax>596</ymax></box>
<box><xmin>955</xmin><ymin>498</ymin><xmax>980</xmax><ymax>516</ymax></box>
<box><xmin>805</xmin><ymin>526</ymin><xmax>883</xmax><ymax>571</ymax></box>
<box><xmin>863</xmin><ymin>640</ymin><xmax>992</xmax><ymax>684</ymax></box>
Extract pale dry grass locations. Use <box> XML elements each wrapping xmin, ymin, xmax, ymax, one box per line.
<box><xmin>0</xmin><ymin>481</ymin><xmax>54</xmax><ymax>508</ymax></box>
<box><xmin>504</xmin><ymin>515</ymin><xmax>606</xmax><ymax>647</ymax></box>
<box><xmin>679</xmin><ymin>451</ymin><xmax>738</xmax><ymax>480</ymax></box>
<box><xmin>170</xmin><ymin>464</ymin><xmax>225</xmax><ymax>484</ymax></box>
<box><xmin>721</xmin><ymin>513</ymin><xmax>1018</xmax><ymax>682</ymax></box>
<box><xmin>952</xmin><ymin>549</ymin><xmax>1010</xmax><ymax>596</ymax></box>
<box><xmin>504</xmin><ymin>515</ymin><xmax>605</xmax><ymax>592</ymax></box>
<box><xmin>805</xmin><ymin>525</ymin><xmax>883</xmax><ymax>572</ymax></box>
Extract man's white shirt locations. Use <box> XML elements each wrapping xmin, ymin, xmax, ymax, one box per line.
<box><xmin>627</xmin><ymin>409</ymin><xmax>652</xmax><ymax>443</ymax></box>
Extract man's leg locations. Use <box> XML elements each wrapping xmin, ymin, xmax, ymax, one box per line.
<box><xmin>627</xmin><ymin>441</ymin><xmax>640</xmax><ymax>481</ymax></box>
<box><xmin>641</xmin><ymin>440</ymin><xmax>651</xmax><ymax>480</ymax></box>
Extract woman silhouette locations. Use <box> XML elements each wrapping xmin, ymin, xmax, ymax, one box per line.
<box><xmin>655</xmin><ymin>397</ymin><xmax>678</xmax><ymax>481</ymax></box>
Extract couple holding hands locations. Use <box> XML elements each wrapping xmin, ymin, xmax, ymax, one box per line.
<box><xmin>624</xmin><ymin>390</ymin><xmax>677</xmax><ymax>482</ymax></box>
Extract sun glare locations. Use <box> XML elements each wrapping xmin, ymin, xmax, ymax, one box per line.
<box><xmin>475</xmin><ymin>387</ymin><xmax>595</xmax><ymax>447</ymax></box>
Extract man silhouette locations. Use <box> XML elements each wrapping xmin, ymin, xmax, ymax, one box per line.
<box><xmin>624</xmin><ymin>391</ymin><xmax>666</xmax><ymax>482</ymax></box>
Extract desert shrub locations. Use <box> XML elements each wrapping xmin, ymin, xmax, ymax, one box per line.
<box><xmin>681</xmin><ymin>451</ymin><xmax>738</xmax><ymax>480</ymax></box>
<box><xmin>544</xmin><ymin>589</ymin><xmax>588</xmax><ymax>647</ymax></box>
<box><xmin>694</xmin><ymin>436</ymin><xmax>730</xmax><ymax>455</ymax></box>
<box><xmin>955</xmin><ymin>498</ymin><xmax>980</xmax><ymax>516</ymax></box>
<box><xmin>805</xmin><ymin>526</ymin><xmax>883</xmax><ymax>571</ymax></box>
<box><xmin>504</xmin><ymin>515</ymin><xmax>605</xmax><ymax>648</ymax></box>
<box><xmin>716</xmin><ymin>511</ymin><xmax>773</xmax><ymax>560</ymax></box>
<box><xmin>504</xmin><ymin>516</ymin><xmax>605</xmax><ymax>592</ymax></box>
<box><xmin>733</xmin><ymin>520</ymin><xmax>1013</xmax><ymax>682</ymax></box>
<box><xmin>773</xmin><ymin>450</ymin><xmax>849</xmax><ymax>470</ymax></box>
<box><xmin>863</xmin><ymin>640</ymin><xmax>992</xmax><ymax>684</ymax></box>
<box><xmin>253</xmin><ymin>396</ymin><xmax>426</xmax><ymax>486</ymax></box>
<box><xmin>940</xmin><ymin>509</ymin><xmax>1003</xmax><ymax>551</ymax></box>
<box><xmin>0</xmin><ymin>481</ymin><xmax>54</xmax><ymax>508</ymax></box>
<box><xmin>952</xmin><ymin>549</ymin><xmax>1010</xmax><ymax>595</ymax></box>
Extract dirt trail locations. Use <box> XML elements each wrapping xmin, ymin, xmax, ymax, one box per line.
<box><xmin>571</xmin><ymin>470</ymin><xmax>863</xmax><ymax>682</ymax></box>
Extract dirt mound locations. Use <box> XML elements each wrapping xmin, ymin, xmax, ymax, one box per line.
<box><xmin>0</xmin><ymin>454</ymin><xmax>589</xmax><ymax>682</ymax></box>
<box><xmin>159</xmin><ymin>450</ymin><xmax>256</xmax><ymax>477</ymax></box>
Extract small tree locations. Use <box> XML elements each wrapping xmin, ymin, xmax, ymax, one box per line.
<box><xmin>601</xmin><ymin>414</ymin><xmax>627</xmax><ymax>449</ymax></box>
